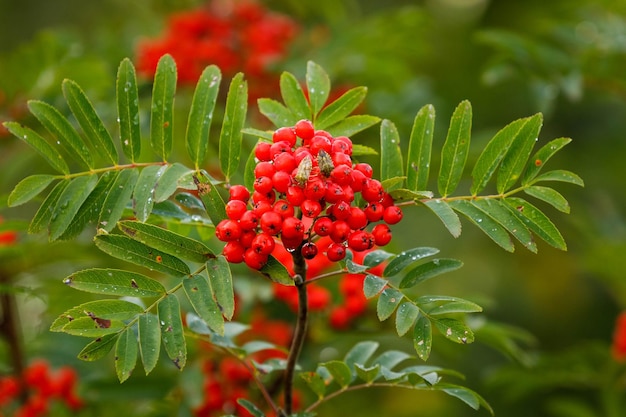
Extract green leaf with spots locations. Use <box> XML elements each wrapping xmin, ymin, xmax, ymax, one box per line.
<box><xmin>78</xmin><ymin>333</ymin><xmax>119</xmax><ymax>362</ymax></box>
<box><xmin>219</xmin><ymin>72</ymin><xmax>248</xmax><ymax>180</ymax></box>
<box><xmin>259</xmin><ymin>256</ymin><xmax>294</xmax><ymax>286</ymax></box>
<box><xmin>316</xmin><ymin>86</ymin><xmax>367</xmax><ymax>130</ymax></box>
<box><xmin>183</xmin><ymin>274</ymin><xmax>224</xmax><ymax>335</ymax></box>
<box><xmin>138</xmin><ymin>314</ymin><xmax>161</xmax><ymax>375</ymax></box>
<box><xmin>505</xmin><ymin>197</ymin><xmax>566</xmax><ymax>250</ymax></box>
<box><xmin>133</xmin><ymin>165</ymin><xmax>167</xmax><ymax>222</ymax></box>
<box><xmin>280</xmin><ymin>71</ymin><xmax>311</xmax><ymax>121</ymax></box>
<box><xmin>497</xmin><ymin>113</ymin><xmax>542</xmax><ymax>193</ymax></box>
<box><xmin>300</xmin><ymin>372</ymin><xmax>326</xmax><ymax>399</ymax></box>
<box><xmin>438</xmin><ymin>100</ymin><xmax>472</xmax><ymax>197</ymax></box>
<box><xmin>158</xmin><ymin>294</ymin><xmax>187</xmax><ymax>370</ymax></box>
<box><xmin>524</xmin><ymin>185</ymin><xmax>570</xmax><ymax>213</ymax></box>
<box><xmin>449</xmin><ymin>200</ymin><xmax>514</xmax><ymax>252</ymax></box>
<box><xmin>363</xmin><ymin>275</ymin><xmax>387</xmax><ymax>299</ymax></box>
<box><xmin>326</xmin><ymin>115</ymin><xmax>381</xmax><ymax>138</ymax></box>
<box><xmin>258</xmin><ymin>98</ymin><xmax>296</xmax><ymax>128</ymax></box>
<box><xmin>422</xmin><ymin>200</ymin><xmax>462</xmax><ymax>238</ymax></box>
<box><xmin>377</xmin><ymin>288</ymin><xmax>404</xmax><ymax>321</ymax></box>
<box><xmin>98</xmin><ymin>168</ymin><xmax>139</xmax><ymax>232</ymax></box>
<box><xmin>4</xmin><ymin>122</ymin><xmax>69</xmax><ymax>174</ymax></box>
<box><xmin>399</xmin><ymin>258</ymin><xmax>463</xmax><ymax>289</ymax></box>
<box><xmin>115</xmin><ymin>327</ymin><xmax>138</xmax><ymax>382</ymax></box>
<box><xmin>63</xmin><ymin>268</ymin><xmax>166</xmax><ymax>297</ymax></box>
<box><xmin>413</xmin><ymin>315</ymin><xmax>432</xmax><ymax>361</ymax></box>
<box><xmin>522</xmin><ymin>137</ymin><xmax>571</xmax><ymax>185</ymax></box>
<box><xmin>472</xmin><ymin>198</ymin><xmax>537</xmax><ymax>253</ymax></box>
<box><xmin>116</xmin><ymin>58</ymin><xmax>141</xmax><ymax>161</ymax></box>
<box><xmin>383</xmin><ymin>247</ymin><xmax>439</xmax><ymax>277</ymax></box>
<box><xmin>396</xmin><ymin>302</ymin><xmax>419</xmax><ymax>337</ymax></box>
<box><xmin>306</xmin><ymin>61</ymin><xmax>331</xmax><ymax>118</ymax></box>
<box><xmin>28</xmin><ymin>180</ymin><xmax>68</xmax><ymax>234</ymax></box>
<box><xmin>407</xmin><ymin>104</ymin><xmax>435</xmax><ymax>192</ymax></box>
<box><xmin>154</xmin><ymin>163</ymin><xmax>194</xmax><ymax>203</ymax></box>
<box><xmin>193</xmin><ymin>170</ymin><xmax>227</xmax><ymax>225</ymax></box>
<box><xmin>434</xmin><ymin>317</ymin><xmax>475</xmax><ymax>344</ymax></box>
<box><xmin>530</xmin><ymin>169</ymin><xmax>584</xmax><ymax>187</ymax></box>
<box><xmin>8</xmin><ymin>175</ymin><xmax>56</xmax><ymax>207</ymax></box>
<box><xmin>322</xmin><ymin>361</ymin><xmax>352</xmax><ymax>388</ymax></box>
<box><xmin>207</xmin><ymin>256</ymin><xmax>235</xmax><ymax>320</ymax></box>
<box><xmin>380</xmin><ymin>119</ymin><xmax>403</xmax><ymax>182</ymax></box>
<box><xmin>49</xmin><ymin>174</ymin><xmax>98</xmax><ymax>241</ymax></box>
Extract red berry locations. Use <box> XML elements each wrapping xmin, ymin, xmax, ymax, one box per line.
<box><xmin>253</xmin><ymin>176</ymin><xmax>274</xmax><ymax>194</ymax></box>
<box><xmin>354</xmin><ymin>163</ymin><xmax>373</xmax><ymax>178</ymax></box>
<box><xmin>273</xmin><ymin>151</ymin><xmax>297</xmax><ymax>173</ymax></box>
<box><xmin>273</xmin><ymin>126</ymin><xmax>297</xmax><ymax>146</ymax></box>
<box><xmin>347</xmin><ymin>230</ymin><xmax>374</xmax><ymax>252</ymax></box>
<box><xmin>272</xmin><ymin>170</ymin><xmax>291</xmax><ymax>193</ymax></box>
<box><xmin>301</xmin><ymin>242</ymin><xmax>318</xmax><ymax>259</ymax></box>
<box><xmin>251</xmin><ymin>233</ymin><xmax>275</xmax><ymax>255</ymax></box>
<box><xmin>330</xmin><ymin>165</ymin><xmax>352</xmax><ymax>185</ymax></box>
<box><xmin>301</xmin><ymin>199</ymin><xmax>322</xmax><ymax>218</ymax></box>
<box><xmin>215</xmin><ymin>219</ymin><xmax>242</xmax><ymax>242</ymax></box>
<box><xmin>295</xmin><ymin>119</ymin><xmax>314</xmax><ymax>140</ymax></box>
<box><xmin>330</xmin><ymin>220</ymin><xmax>351</xmax><ymax>243</ymax></box>
<box><xmin>332</xmin><ymin>136</ymin><xmax>353</xmax><ymax>155</ymax></box>
<box><xmin>281</xmin><ymin>235</ymin><xmax>303</xmax><ymax>251</ymax></box>
<box><xmin>372</xmin><ymin>223</ymin><xmax>392</xmax><ymax>246</ymax></box>
<box><xmin>244</xmin><ymin>248</ymin><xmax>268</xmax><ymax>269</ymax></box>
<box><xmin>260</xmin><ymin>211</ymin><xmax>283</xmax><ymax>236</ymax></box>
<box><xmin>281</xmin><ymin>216</ymin><xmax>305</xmax><ymax>240</ymax></box>
<box><xmin>324</xmin><ymin>182</ymin><xmax>346</xmax><ymax>204</ymax></box>
<box><xmin>223</xmin><ymin>241</ymin><xmax>245</xmax><ymax>263</ymax></box>
<box><xmin>364</xmin><ymin>202</ymin><xmax>384</xmax><ymax>222</ymax></box>
<box><xmin>273</xmin><ymin>200</ymin><xmax>294</xmax><ymax>218</ymax></box>
<box><xmin>383</xmin><ymin>205</ymin><xmax>403</xmax><ymax>225</ymax></box>
<box><xmin>286</xmin><ymin>185</ymin><xmax>305</xmax><ymax>206</ymax></box>
<box><xmin>229</xmin><ymin>185</ymin><xmax>250</xmax><ymax>202</ymax></box>
<box><xmin>225</xmin><ymin>199</ymin><xmax>247</xmax><ymax>220</ymax></box>
<box><xmin>350</xmin><ymin>169</ymin><xmax>368</xmax><ymax>192</ymax></box>
<box><xmin>313</xmin><ymin>217</ymin><xmax>333</xmax><ymax>236</ymax></box>
<box><xmin>304</xmin><ymin>179</ymin><xmax>326</xmax><ymax>201</ymax></box>
<box><xmin>239</xmin><ymin>230</ymin><xmax>256</xmax><ymax>248</ymax></box>
<box><xmin>332</xmin><ymin>152</ymin><xmax>352</xmax><ymax>167</ymax></box>
<box><xmin>361</xmin><ymin>179</ymin><xmax>384</xmax><ymax>203</ymax></box>
<box><xmin>330</xmin><ymin>201</ymin><xmax>351</xmax><ymax>221</ymax></box>
<box><xmin>252</xmin><ymin>190</ymin><xmax>276</xmax><ymax>204</ymax></box>
<box><xmin>239</xmin><ymin>210</ymin><xmax>259</xmax><ymax>231</ymax></box>
<box><xmin>326</xmin><ymin>242</ymin><xmax>346</xmax><ymax>261</ymax></box>
<box><xmin>255</xmin><ymin>142</ymin><xmax>272</xmax><ymax>161</ymax></box>
<box><xmin>252</xmin><ymin>200</ymin><xmax>273</xmax><ymax>217</ymax></box>
<box><xmin>347</xmin><ymin>207</ymin><xmax>368</xmax><ymax>230</ymax></box>
<box><xmin>254</xmin><ymin>161</ymin><xmax>275</xmax><ymax>178</ymax></box>
<box><xmin>310</xmin><ymin>135</ymin><xmax>332</xmax><ymax>156</ymax></box>
<box><xmin>270</xmin><ymin>141</ymin><xmax>293</xmax><ymax>159</ymax></box>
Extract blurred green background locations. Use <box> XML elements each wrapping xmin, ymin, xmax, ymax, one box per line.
<box><xmin>1</xmin><ymin>0</ymin><xmax>625</xmax><ymax>416</ymax></box>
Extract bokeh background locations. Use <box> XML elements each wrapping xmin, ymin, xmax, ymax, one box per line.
<box><xmin>1</xmin><ymin>0</ymin><xmax>625</xmax><ymax>416</ymax></box>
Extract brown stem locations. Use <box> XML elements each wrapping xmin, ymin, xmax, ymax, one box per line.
<box><xmin>283</xmin><ymin>247</ymin><xmax>308</xmax><ymax>416</ymax></box>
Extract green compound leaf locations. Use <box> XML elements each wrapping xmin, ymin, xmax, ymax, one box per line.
<box><xmin>63</xmin><ymin>268</ymin><xmax>166</xmax><ymax>297</ymax></box>
<box><xmin>133</xmin><ymin>164</ymin><xmax>167</xmax><ymax>223</ymax></box>
<box><xmin>115</xmin><ymin>327</ymin><xmax>138</xmax><ymax>382</ymax></box>
<box><xmin>183</xmin><ymin>274</ymin><xmax>224</xmax><ymax>335</ymax></box>
<box><xmin>438</xmin><ymin>383</ymin><xmax>493</xmax><ymax>414</ymax></box>
<box><xmin>186</xmin><ymin>65</ymin><xmax>221</xmax><ymax>169</ymax></box>
<box><xmin>59</xmin><ymin>171</ymin><xmax>118</xmax><ymax>240</ymax></box>
<box><xmin>219</xmin><ymin>72</ymin><xmax>248</xmax><ymax>181</ymax></box>
<box><xmin>407</xmin><ymin>104</ymin><xmax>435</xmax><ymax>192</ymax></box>
<box><xmin>355</xmin><ymin>363</ymin><xmax>380</xmax><ymax>384</ymax></box>
<box><xmin>471</xmin><ymin>116</ymin><xmax>533</xmax><ymax>195</ymax></box>
<box><xmin>49</xmin><ymin>174</ymin><xmax>98</xmax><ymax>241</ymax></box>
<box><xmin>377</xmin><ymin>288</ymin><xmax>404</xmax><ymax>321</ymax></box>
<box><xmin>396</xmin><ymin>302</ymin><xmax>420</xmax><ymax>337</ymax></box>
<box><xmin>29</xmin><ymin>180</ymin><xmax>68</xmax><ymax>234</ymax></box>
<box><xmin>344</xmin><ymin>341</ymin><xmax>379</xmax><ymax>376</ymax></box>
<box><xmin>258</xmin><ymin>98</ymin><xmax>296</xmax><ymax>128</ymax></box>
<box><xmin>383</xmin><ymin>247</ymin><xmax>440</xmax><ymax>277</ymax></box>
<box><xmin>259</xmin><ymin>255</ymin><xmax>294</xmax><ymax>286</ymax></box>
<box><xmin>438</xmin><ymin>100</ymin><xmax>472</xmax><ymax>197</ymax></box>
<box><xmin>116</xmin><ymin>58</ymin><xmax>141</xmax><ymax>162</ymax></box>
<box><xmin>207</xmin><ymin>256</ymin><xmax>235</xmax><ymax>320</ymax></box>
<box><xmin>138</xmin><ymin>313</ymin><xmax>161</xmax><ymax>375</ymax></box>
<box><xmin>322</xmin><ymin>361</ymin><xmax>352</xmax><ymax>388</ymax></box>
<box><xmin>98</xmin><ymin>168</ymin><xmax>139</xmax><ymax>232</ymax></box>
<box><xmin>306</xmin><ymin>61</ymin><xmax>331</xmax><ymax>118</ymax></box>
<box><xmin>413</xmin><ymin>315</ymin><xmax>432</xmax><ymax>361</ymax></box>
<box><xmin>522</xmin><ymin>137</ymin><xmax>572</xmax><ymax>185</ymax></box>
<box><xmin>434</xmin><ymin>317</ymin><xmax>475</xmax><ymax>344</ymax></box>
<box><xmin>94</xmin><ymin>233</ymin><xmax>191</xmax><ymax>277</ymax></box>
<box><xmin>351</xmin><ymin>143</ymin><xmax>379</xmax><ymax>156</ymax></box>
<box><xmin>8</xmin><ymin>174</ymin><xmax>56</xmax><ymax>207</ymax></box>
<box><xmin>154</xmin><ymin>163</ymin><xmax>194</xmax><ymax>203</ymax></box>
<box><xmin>315</xmin><ymin>86</ymin><xmax>367</xmax><ymax>130</ymax></box>
<box><xmin>472</xmin><ymin>198</ymin><xmax>537</xmax><ymax>253</ymax></box>
<box><xmin>362</xmin><ymin>250</ymin><xmax>394</xmax><ymax>268</ymax></box>
<box><xmin>422</xmin><ymin>199</ymin><xmax>462</xmax><ymax>238</ymax></box>
<box><xmin>505</xmin><ymin>197</ymin><xmax>567</xmax><ymax>250</ymax></box>
<box><xmin>78</xmin><ymin>333</ymin><xmax>119</xmax><ymax>362</ymax></box>
<box><xmin>150</xmin><ymin>54</ymin><xmax>177</xmax><ymax>160</ymax></box>
<box><xmin>61</xmin><ymin>317</ymin><xmax>126</xmax><ymax>337</ymax></box>
<box><xmin>380</xmin><ymin>119</ymin><xmax>404</xmax><ymax>182</ymax></box>
<box><xmin>28</xmin><ymin>100</ymin><xmax>93</xmax><ymax>170</ymax></box>
<box><xmin>300</xmin><ymin>372</ymin><xmax>326</xmax><ymax>399</ymax></box>
<box><xmin>193</xmin><ymin>170</ymin><xmax>227</xmax><ymax>225</ymax></box>
<box><xmin>326</xmin><ymin>115</ymin><xmax>381</xmax><ymax>138</ymax></box>
<box><xmin>530</xmin><ymin>169</ymin><xmax>584</xmax><ymax>187</ymax></box>
<box><xmin>62</xmin><ymin>79</ymin><xmax>118</xmax><ymax>165</ymax></box>
<box><xmin>363</xmin><ymin>274</ymin><xmax>388</xmax><ymax>299</ymax></box>
<box><xmin>399</xmin><ymin>258</ymin><xmax>464</xmax><ymax>289</ymax></box>
<box><xmin>497</xmin><ymin>113</ymin><xmax>543</xmax><ymax>193</ymax></box>
<box><xmin>51</xmin><ymin>299</ymin><xmax>144</xmax><ymax>332</ymax></box>
<box><xmin>424</xmin><ymin>297</ymin><xmax>483</xmax><ymax>316</ymax></box>
<box><xmin>280</xmin><ymin>71</ymin><xmax>311</xmax><ymax>121</ymax></box>
<box><xmin>449</xmin><ymin>199</ymin><xmax>514</xmax><ymax>252</ymax></box>
<box><xmin>4</xmin><ymin>122</ymin><xmax>69</xmax><ymax>174</ymax></box>
<box><xmin>158</xmin><ymin>294</ymin><xmax>187</xmax><ymax>370</ymax></box>
<box><xmin>524</xmin><ymin>185</ymin><xmax>570</xmax><ymax>213</ymax></box>
<box><xmin>119</xmin><ymin>220</ymin><xmax>214</xmax><ymax>263</ymax></box>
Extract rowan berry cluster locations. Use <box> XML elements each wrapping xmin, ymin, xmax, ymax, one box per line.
<box><xmin>216</xmin><ymin>119</ymin><xmax>402</xmax><ymax>270</ymax></box>
<box><xmin>136</xmin><ymin>0</ymin><xmax>298</xmax><ymax>100</ymax></box>
<box><xmin>0</xmin><ymin>215</ymin><xmax>17</xmax><ymax>246</ymax></box>
<box><xmin>0</xmin><ymin>360</ymin><xmax>83</xmax><ymax>417</ymax></box>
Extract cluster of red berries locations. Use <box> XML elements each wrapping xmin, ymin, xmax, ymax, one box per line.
<box><xmin>216</xmin><ymin>119</ymin><xmax>402</xmax><ymax>270</ymax></box>
<box><xmin>194</xmin><ymin>315</ymin><xmax>298</xmax><ymax>417</ymax></box>
<box><xmin>612</xmin><ymin>311</ymin><xmax>626</xmax><ymax>361</ymax></box>
<box><xmin>136</xmin><ymin>0</ymin><xmax>298</xmax><ymax>100</ymax></box>
<box><xmin>0</xmin><ymin>360</ymin><xmax>83</xmax><ymax>417</ymax></box>
<box><xmin>0</xmin><ymin>215</ymin><xmax>18</xmax><ymax>246</ymax></box>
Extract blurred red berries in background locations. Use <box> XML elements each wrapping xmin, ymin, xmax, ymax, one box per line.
<box><xmin>612</xmin><ymin>311</ymin><xmax>626</xmax><ymax>361</ymax></box>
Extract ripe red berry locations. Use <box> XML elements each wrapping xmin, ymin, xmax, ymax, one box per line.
<box><xmin>301</xmin><ymin>199</ymin><xmax>322</xmax><ymax>218</ymax></box>
<box><xmin>239</xmin><ymin>230</ymin><xmax>256</xmax><ymax>248</ymax></box>
<box><xmin>215</xmin><ymin>219</ymin><xmax>242</xmax><ymax>242</ymax></box>
<box><xmin>313</xmin><ymin>217</ymin><xmax>333</xmax><ymax>236</ymax></box>
<box><xmin>332</xmin><ymin>136</ymin><xmax>353</xmax><ymax>155</ymax></box>
<box><xmin>330</xmin><ymin>165</ymin><xmax>352</xmax><ymax>185</ymax></box>
<box><xmin>273</xmin><ymin>126</ymin><xmax>297</xmax><ymax>146</ymax></box>
<box><xmin>372</xmin><ymin>223</ymin><xmax>392</xmax><ymax>246</ymax></box>
<box><xmin>285</xmin><ymin>185</ymin><xmax>305</xmax><ymax>206</ymax></box>
<box><xmin>251</xmin><ymin>233</ymin><xmax>275</xmax><ymax>255</ymax></box>
<box><xmin>225</xmin><ymin>199</ymin><xmax>248</xmax><ymax>220</ymax></box>
<box><xmin>301</xmin><ymin>242</ymin><xmax>318</xmax><ymax>259</ymax></box>
<box><xmin>347</xmin><ymin>230</ymin><xmax>374</xmax><ymax>252</ymax></box>
<box><xmin>272</xmin><ymin>170</ymin><xmax>291</xmax><ymax>193</ymax></box>
<box><xmin>254</xmin><ymin>161</ymin><xmax>275</xmax><ymax>178</ymax></box>
<box><xmin>295</xmin><ymin>119</ymin><xmax>314</xmax><ymax>140</ymax></box>
<box><xmin>244</xmin><ymin>248</ymin><xmax>268</xmax><ymax>269</ymax></box>
<box><xmin>281</xmin><ymin>216</ymin><xmax>305</xmax><ymax>240</ymax></box>
<box><xmin>304</xmin><ymin>179</ymin><xmax>326</xmax><ymax>201</ymax></box>
<box><xmin>362</xmin><ymin>179</ymin><xmax>384</xmax><ymax>203</ymax></box>
<box><xmin>229</xmin><ymin>185</ymin><xmax>250</xmax><ymax>202</ymax></box>
<box><xmin>309</xmin><ymin>135</ymin><xmax>332</xmax><ymax>156</ymax></box>
<box><xmin>324</xmin><ymin>182</ymin><xmax>346</xmax><ymax>204</ymax></box>
<box><xmin>330</xmin><ymin>201</ymin><xmax>351</xmax><ymax>221</ymax></box>
<box><xmin>223</xmin><ymin>241</ymin><xmax>245</xmax><ymax>263</ymax></box>
<box><xmin>332</xmin><ymin>151</ymin><xmax>352</xmax><ymax>167</ymax></box>
<box><xmin>350</xmin><ymin>169</ymin><xmax>368</xmax><ymax>192</ymax></box>
<box><xmin>354</xmin><ymin>163</ymin><xmax>373</xmax><ymax>178</ymax></box>
<box><xmin>260</xmin><ymin>211</ymin><xmax>283</xmax><ymax>236</ymax></box>
<box><xmin>273</xmin><ymin>151</ymin><xmax>297</xmax><ymax>173</ymax></box>
<box><xmin>364</xmin><ymin>202</ymin><xmax>384</xmax><ymax>222</ymax></box>
<box><xmin>239</xmin><ymin>210</ymin><xmax>259</xmax><ymax>231</ymax></box>
<box><xmin>326</xmin><ymin>242</ymin><xmax>346</xmax><ymax>261</ymax></box>
<box><xmin>252</xmin><ymin>200</ymin><xmax>273</xmax><ymax>217</ymax></box>
<box><xmin>270</xmin><ymin>141</ymin><xmax>293</xmax><ymax>159</ymax></box>
<box><xmin>347</xmin><ymin>207</ymin><xmax>368</xmax><ymax>230</ymax></box>
<box><xmin>383</xmin><ymin>205</ymin><xmax>403</xmax><ymax>225</ymax></box>
<box><xmin>255</xmin><ymin>142</ymin><xmax>272</xmax><ymax>161</ymax></box>
<box><xmin>330</xmin><ymin>220</ymin><xmax>351</xmax><ymax>243</ymax></box>
<box><xmin>253</xmin><ymin>176</ymin><xmax>274</xmax><ymax>194</ymax></box>
<box><xmin>273</xmin><ymin>200</ymin><xmax>294</xmax><ymax>218</ymax></box>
